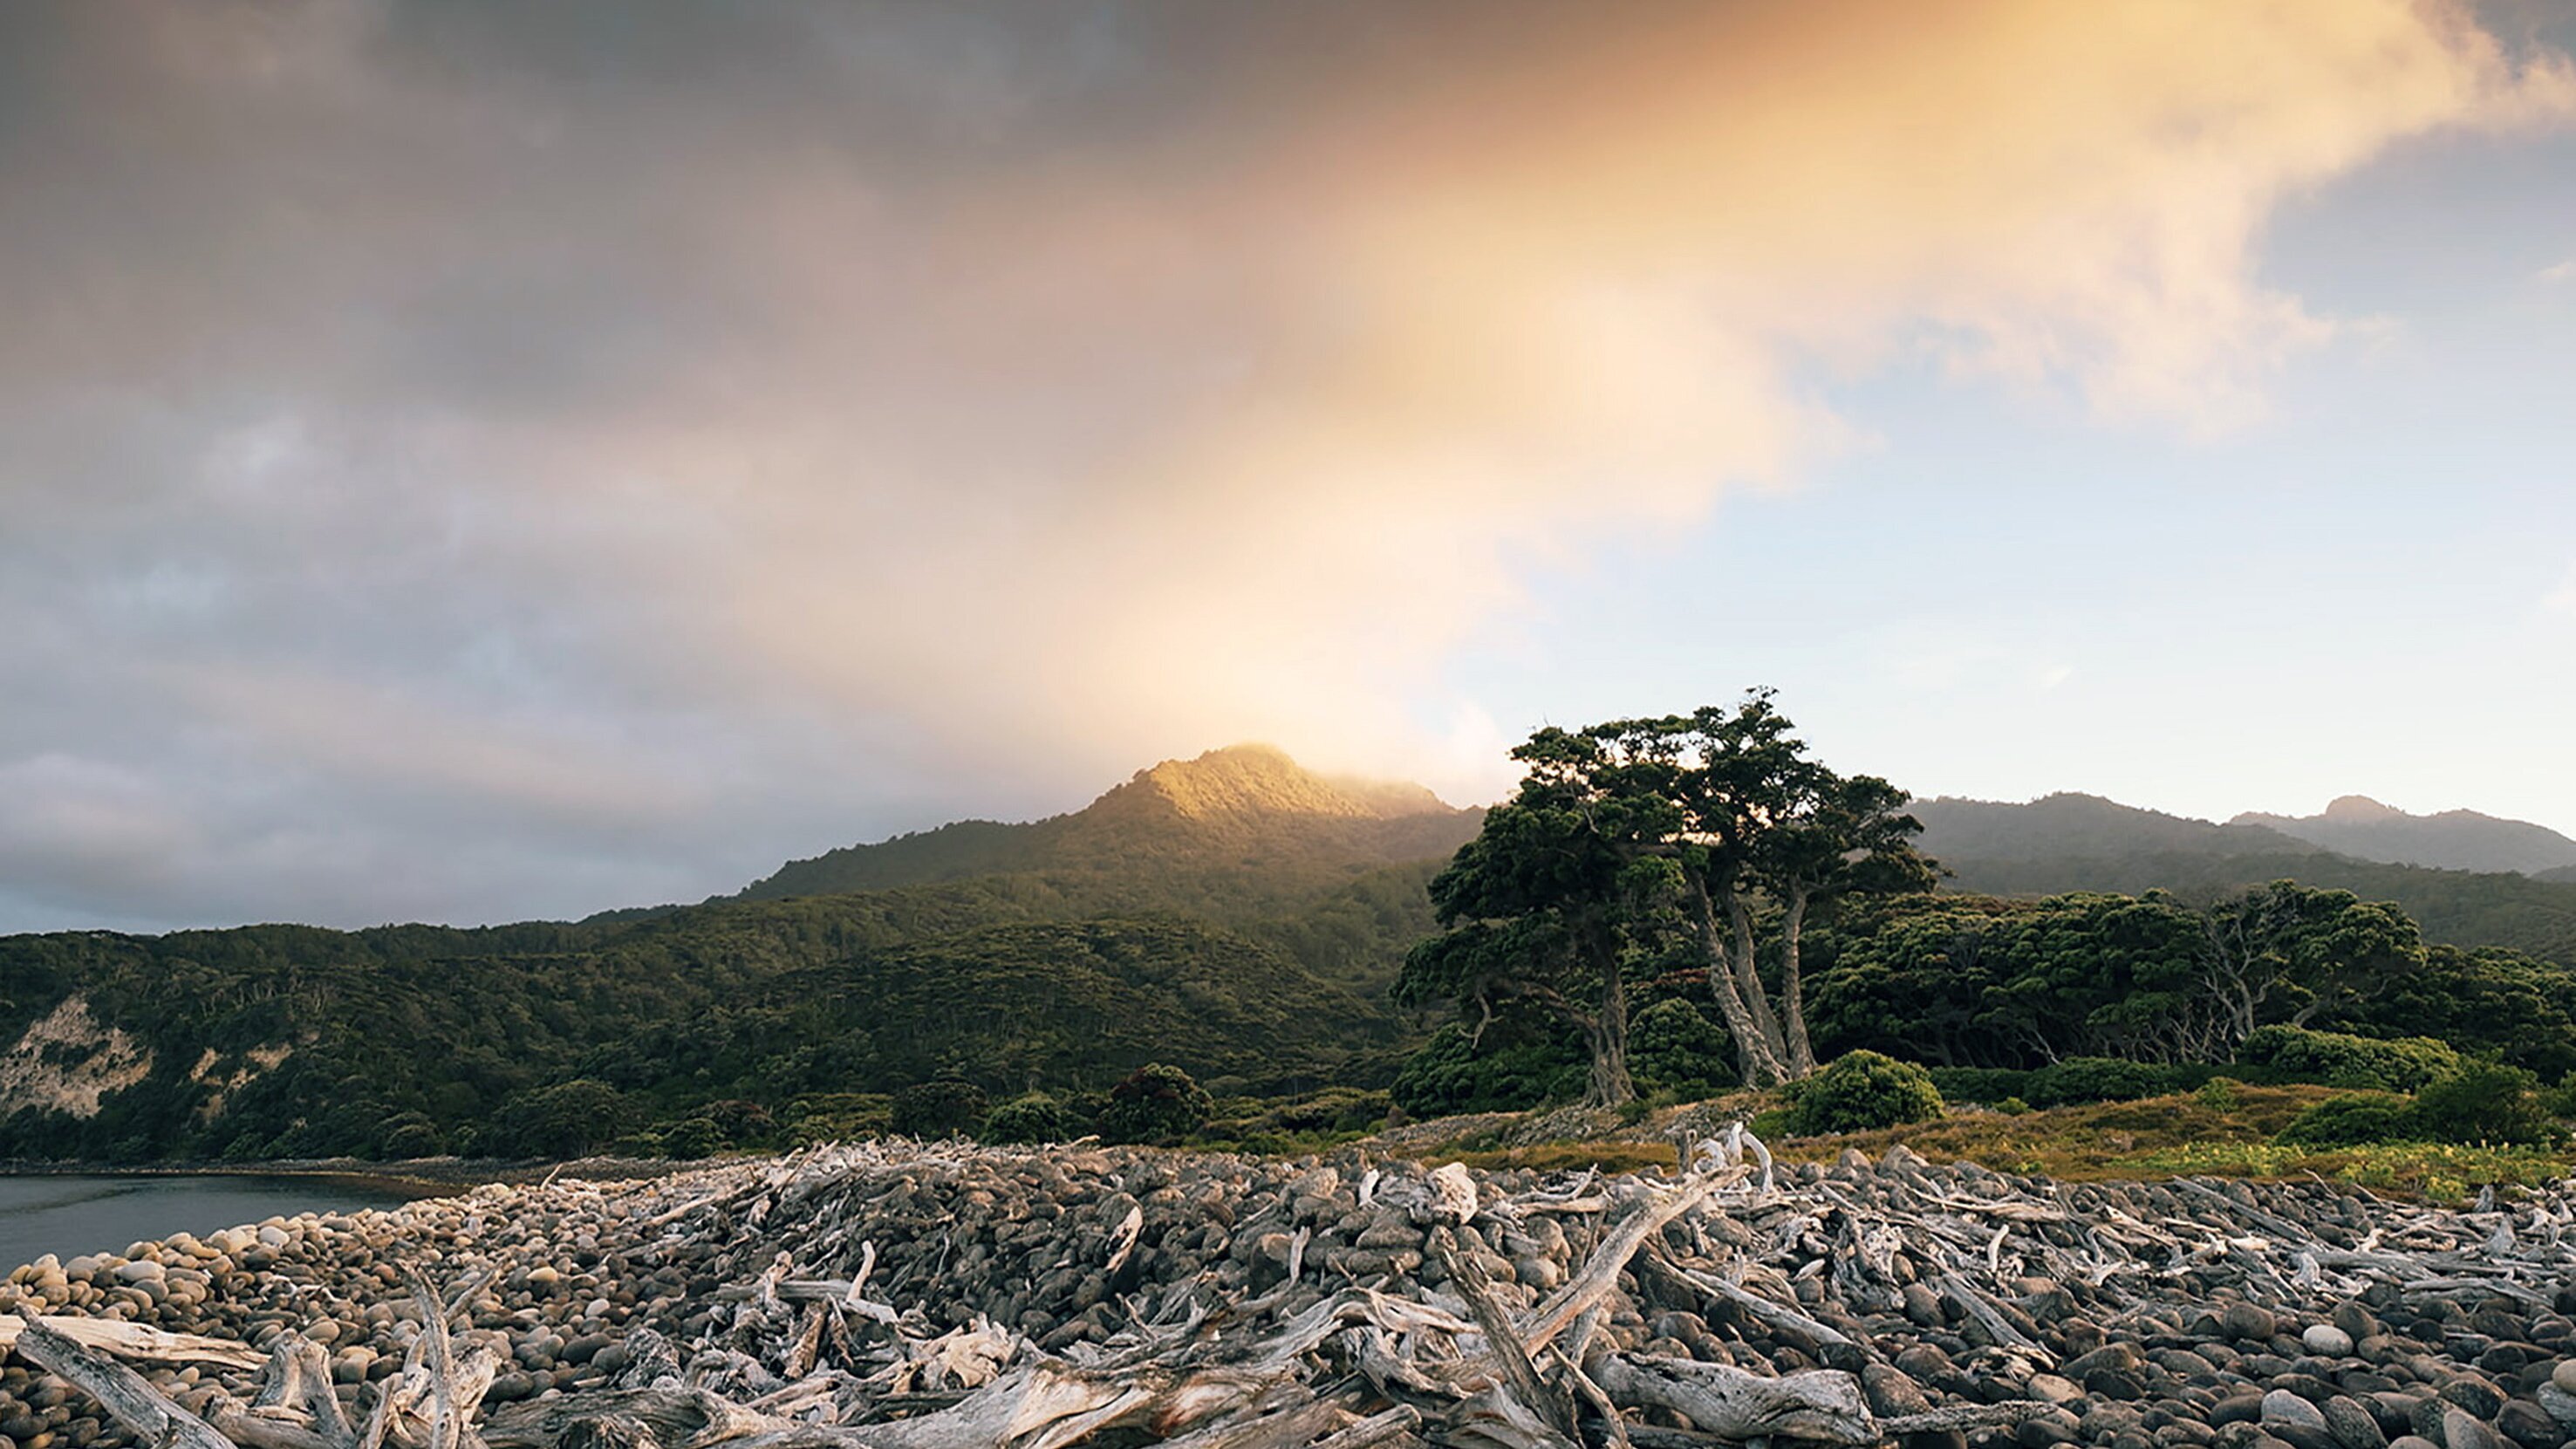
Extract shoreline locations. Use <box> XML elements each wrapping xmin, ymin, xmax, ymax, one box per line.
<box><xmin>0</xmin><ymin>1155</ymin><xmax>700</xmax><ymax>1199</ymax></box>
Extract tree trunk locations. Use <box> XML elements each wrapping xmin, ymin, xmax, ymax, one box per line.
<box><xmin>1780</xmin><ymin>885</ymin><xmax>1817</xmax><ymax>1077</ymax></box>
<box><xmin>1728</xmin><ymin>893</ymin><xmax>1794</xmax><ymax>1076</ymax></box>
<box><xmin>1582</xmin><ymin>934</ymin><xmax>1636</xmax><ymax>1107</ymax></box>
<box><xmin>1687</xmin><ymin>878</ymin><xmax>1788</xmax><ymax>1088</ymax></box>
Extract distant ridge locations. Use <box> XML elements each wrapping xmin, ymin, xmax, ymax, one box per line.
<box><xmin>1907</xmin><ymin>791</ymin><xmax>2576</xmax><ymax>967</ymax></box>
<box><xmin>2230</xmin><ymin>796</ymin><xmax>2576</xmax><ymax>877</ymax></box>
<box><xmin>734</xmin><ymin>744</ymin><xmax>1480</xmax><ymax>906</ymax></box>
<box><xmin>1907</xmin><ymin>792</ymin><xmax>2319</xmax><ymax>862</ymax></box>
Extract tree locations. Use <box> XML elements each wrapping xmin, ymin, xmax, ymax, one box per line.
<box><xmin>2195</xmin><ymin>881</ymin><xmax>2422</xmax><ymax>1056</ymax></box>
<box><xmin>1581</xmin><ymin>693</ymin><xmax>1935</xmax><ymax>1086</ymax></box>
<box><xmin>1398</xmin><ymin>691</ymin><xmax>1936</xmax><ymax>1098</ymax></box>
<box><xmin>1395</xmin><ymin>731</ymin><xmax>1678</xmax><ymax>1105</ymax></box>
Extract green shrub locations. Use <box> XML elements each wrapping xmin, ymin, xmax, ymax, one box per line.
<box><xmin>374</xmin><ymin>1113</ymin><xmax>446</xmax><ymax>1159</ymax></box>
<box><xmin>2193</xmin><ymin>1077</ymin><xmax>2241</xmax><ymax>1113</ymax></box>
<box><xmin>695</xmin><ymin>1099</ymin><xmax>776</xmax><ymax>1146</ymax></box>
<box><xmin>2278</xmin><ymin>1091</ymin><xmax>2422</xmax><ymax>1147</ymax></box>
<box><xmin>1256</xmin><ymin>1088</ymin><xmax>1392</xmax><ymax>1136</ymax></box>
<box><xmin>660</xmin><ymin>1116</ymin><xmax>725</xmax><ymax>1159</ymax></box>
<box><xmin>1746</xmin><ymin>1106</ymin><xmax>1797</xmax><ymax>1138</ymax></box>
<box><xmin>2024</xmin><ymin>1057</ymin><xmax>2186</xmax><ymax>1108</ymax></box>
<box><xmin>2240</xmin><ymin>1025</ymin><xmax>2461</xmax><ymax>1092</ymax></box>
<box><xmin>1787</xmin><ymin>1051</ymin><xmax>1945</xmax><ymax>1135</ymax></box>
<box><xmin>890</xmin><ymin>1077</ymin><xmax>989</xmax><ymax>1139</ymax></box>
<box><xmin>1923</xmin><ymin>1067</ymin><xmax>2034</xmax><ymax>1105</ymax></box>
<box><xmin>1098</xmin><ymin>1063</ymin><xmax>1213</xmax><ymax>1145</ymax></box>
<box><xmin>488</xmin><ymin>1079</ymin><xmax>634</xmax><ymax>1159</ymax></box>
<box><xmin>1390</xmin><ymin>1021</ymin><xmax>1587</xmax><ymax>1117</ymax></box>
<box><xmin>1629</xmin><ymin>1001</ymin><xmax>1734</xmax><ymax>1097</ymax></box>
<box><xmin>2415</xmin><ymin>1061</ymin><xmax>2556</xmax><ymax>1145</ymax></box>
<box><xmin>982</xmin><ymin>1091</ymin><xmax>1081</xmax><ymax>1145</ymax></box>
<box><xmin>780</xmin><ymin>1092</ymin><xmax>892</xmax><ymax>1146</ymax></box>
<box><xmin>1995</xmin><ymin>1096</ymin><xmax>2032</xmax><ymax>1117</ymax></box>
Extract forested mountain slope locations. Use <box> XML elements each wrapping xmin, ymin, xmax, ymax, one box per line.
<box><xmin>0</xmin><ymin>748</ymin><xmax>1465</xmax><ymax>1162</ymax></box>
<box><xmin>735</xmin><ymin>744</ymin><xmax>1480</xmax><ymax>915</ymax></box>
<box><xmin>2231</xmin><ymin>795</ymin><xmax>2576</xmax><ymax>876</ymax></box>
<box><xmin>1913</xmin><ymin>795</ymin><xmax>2576</xmax><ymax>966</ymax></box>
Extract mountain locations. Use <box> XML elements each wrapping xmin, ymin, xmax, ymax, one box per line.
<box><xmin>1910</xmin><ymin>792</ymin><xmax>2320</xmax><ymax>862</ymax></box>
<box><xmin>0</xmin><ymin>746</ymin><xmax>1476</xmax><ymax>1165</ymax></box>
<box><xmin>1910</xmin><ymin>793</ymin><xmax>2576</xmax><ymax>967</ymax></box>
<box><xmin>2229</xmin><ymin>796</ymin><xmax>2576</xmax><ymax>876</ymax></box>
<box><xmin>735</xmin><ymin>744</ymin><xmax>1481</xmax><ymax>913</ymax></box>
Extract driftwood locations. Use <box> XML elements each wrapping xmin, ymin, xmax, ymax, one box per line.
<box><xmin>21</xmin><ymin>1132</ymin><xmax>2576</xmax><ymax>1449</ymax></box>
<box><xmin>1589</xmin><ymin>1353</ymin><xmax>1876</xmax><ymax>1442</ymax></box>
<box><xmin>0</xmin><ymin>1311</ymin><xmax>268</xmax><ymax>1369</ymax></box>
<box><xmin>17</xmin><ymin>1320</ymin><xmax>240</xmax><ymax>1449</ymax></box>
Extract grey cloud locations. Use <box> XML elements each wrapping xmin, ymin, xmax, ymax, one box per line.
<box><xmin>0</xmin><ymin>0</ymin><xmax>2566</xmax><ymax>933</ymax></box>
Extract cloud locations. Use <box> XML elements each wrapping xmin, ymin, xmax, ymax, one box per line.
<box><xmin>2542</xmin><ymin>258</ymin><xmax>2576</xmax><ymax>283</ymax></box>
<box><xmin>0</xmin><ymin>0</ymin><xmax>2571</xmax><ymax>926</ymax></box>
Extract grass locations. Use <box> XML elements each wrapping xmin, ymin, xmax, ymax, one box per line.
<box><xmin>1398</xmin><ymin>1083</ymin><xmax>2576</xmax><ymax>1204</ymax></box>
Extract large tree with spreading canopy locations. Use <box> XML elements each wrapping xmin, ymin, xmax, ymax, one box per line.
<box><xmin>1397</xmin><ymin>690</ymin><xmax>1937</xmax><ymax>1102</ymax></box>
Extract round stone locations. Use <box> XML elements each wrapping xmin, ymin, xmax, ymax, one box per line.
<box><xmin>2267</xmin><ymin>1392</ymin><xmax>2331</xmax><ymax>1432</ymax></box>
<box><xmin>2306</xmin><ymin>1326</ymin><xmax>2358</xmax><ymax>1358</ymax></box>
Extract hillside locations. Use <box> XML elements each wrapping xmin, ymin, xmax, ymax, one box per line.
<box><xmin>1913</xmin><ymin>794</ymin><xmax>2576</xmax><ymax>966</ymax></box>
<box><xmin>734</xmin><ymin>744</ymin><xmax>1481</xmax><ymax>916</ymax></box>
<box><xmin>0</xmin><ymin>747</ymin><xmax>1469</xmax><ymax>1164</ymax></box>
<box><xmin>2231</xmin><ymin>795</ymin><xmax>2576</xmax><ymax>875</ymax></box>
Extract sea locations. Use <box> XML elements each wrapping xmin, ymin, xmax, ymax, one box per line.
<box><xmin>0</xmin><ymin>1174</ymin><xmax>423</xmax><ymax>1273</ymax></box>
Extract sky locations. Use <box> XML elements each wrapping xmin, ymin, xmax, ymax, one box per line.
<box><xmin>3</xmin><ymin>0</ymin><xmax>2573</xmax><ymax>933</ymax></box>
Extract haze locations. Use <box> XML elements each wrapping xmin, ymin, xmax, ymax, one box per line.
<box><xmin>4</xmin><ymin>0</ymin><xmax>2573</xmax><ymax>933</ymax></box>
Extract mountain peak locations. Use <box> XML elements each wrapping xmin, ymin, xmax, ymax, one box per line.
<box><xmin>1105</xmin><ymin>744</ymin><xmax>1452</xmax><ymax>824</ymax></box>
<box><xmin>2228</xmin><ymin>796</ymin><xmax>2576</xmax><ymax>876</ymax></box>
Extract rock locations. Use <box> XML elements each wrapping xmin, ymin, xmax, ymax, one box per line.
<box><xmin>2441</xmin><ymin>1408</ymin><xmax>2503</xmax><ymax>1449</ymax></box>
<box><xmin>2269</xmin><ymin>1392</ymin><xmax>2333</xmax><ymax>1432</ymax></box>
<box><xmin>2535</xmin><ymin>1384</ymin><xmax>2576</xmax><ymax>1432</ymax></box>
<box><xmin>2442</xmin><ymin>1380</ymin><xmax>2511</xmax><ymax>1420</ymax></box>
<box><xmin>2226</xmin><ymin>1305</ymin><xmax>2282</xmax><ymax>1342</ymax></box>
<box><xmin>2497</xmin><ymin>1404</ymin><xmax>2560</xmax><ymax>1449</ymax></box>
<box><xmin>2028</xmin><ymin>1375</ymin><xmax>2087</xmax><ymax>1408</ymax></box>
<box><xmin>2217</xmin><ymin>1396</ymin><xmax>2272</xmax><ymax>1427</ymax></box>
<box><xmin>2325</xmin><ymin>1397</ymin><xmax>2390</xmax><ymax>1449</ymax></box>
<box><xmin>2307</xmin><ymin>1327</ymin><xmax>2359</xmax><ymax>1358</ymax></box>
<box><xmin>2555</xmin><ymin>1364</ymin><xmax>2576</xmax><ymax>1398</ymax></box>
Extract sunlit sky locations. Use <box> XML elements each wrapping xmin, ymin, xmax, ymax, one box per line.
<box><xmin>4</xmin><ymin>0</ymin><xmax>2573</xmax><ymax>933</ymax></box>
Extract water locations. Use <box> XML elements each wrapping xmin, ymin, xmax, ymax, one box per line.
<box><xmin>0</xmin><ymin>1174</ymin><xmax>423</xmax><ymax>1271</ymax></box>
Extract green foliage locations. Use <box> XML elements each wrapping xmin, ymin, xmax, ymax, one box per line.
<box><xmin>1390</xmin><ymin>1019</ymin><xmax>1586</xmax><ymax>1118</ymax></box>
<box><xmin>374</xmin><ymin>1112</ymin><xmax>445</xmax><ymax>1160</ymax></box>
<box><xmin>2324</xmin><ymin>945</ymin><xmax>2576</xmax><ymax>1080</ymax></box>
<box><xmin>660</xmin><ymin>1116</ymin><xmax>725</xmax><ymax>1159</ymax></box>
<box><xmin>1401</xmin><ymin>691</ymin><xmax>1935</xmax><ymax>1103</ymax></box>
<box><xmin>2278</xmin><ymin>1092</ymin><xmax>2422</xmax><ymax>1148</ymax></box>
<box><xmin>2415</xmin><ymin>1061</ymin><xmax>2557</xmax><ymax>1146</ymax></box>
<box><xmin>488</xmin><ymin>1079</ymin><xmax>632</xmax><ymax>1159</ymax></box>
<box><xmin>891</xmin><ymin>1077</ymin><xmax>989</xmax><ymax>1139</ymax></box>
<box><xmin>1097</xmin><ymin>1063</ymin><xmax>1212</xmax><ymax>1145</ymax></box>
<box><xmin>2239</xmin><ymin>1025</ymin><xmax>2460</xmax><ymax>1092</ymax></box>
<box><xmin>2025</xmin><ymin>1057</ymin><xmax>2196</xmax><ymax>1108</ymax></box>
<box><xmin>1787</xmin><ymin>1051</ymin><xmax>1944</xmax><ymax>1135</ymax></box>
<box><xmin>1921</xmin><ymin>1066</ymin><xmax>2032</xmax><ymax>1104</ymax></box>
<box><xmin>780</xmin><ymin>1093</ymin><xmax>891</xmax><ymax>1146</ymax></box>
<box><xmin>2193</xmin><ymin>1076</ymin><xmax>2241</xmax><ymax>1113</ymax></box>
<box><xmin>1995</xmin><ymin>1096</ymin><xmax>2031</xmax><ymax>1116</ymax></box>
<box><xmin>981</xmin><ymin>1091</ymin><xmax>1081</xmax><ymax>1145</ymax></box>
<box><xmin>1628</xmin><ymin>1000</ymin><xmax>1732</xmax><ymax>1097</ymax></box>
